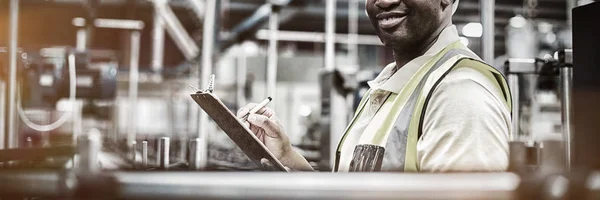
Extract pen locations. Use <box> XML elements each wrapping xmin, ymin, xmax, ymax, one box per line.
<box><xmin>241</xmin><ymin>97</ymin><xmax>273</xmax><ymax>121</ymax></box>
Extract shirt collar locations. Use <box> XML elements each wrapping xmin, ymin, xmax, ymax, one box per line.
<box><xmin>368</xmin><ymin>25</ymin><xmax>461</xmax><ymax>93</ymax></box>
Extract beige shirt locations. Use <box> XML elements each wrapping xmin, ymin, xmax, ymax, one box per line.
<box><xmin>338</xmin><ymin>25</ymin><xmax>511</xmax><ymax>172</ymax></box>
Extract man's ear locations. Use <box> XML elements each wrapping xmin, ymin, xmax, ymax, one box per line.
<box><xmin>440</xmin><ymin>0</ymin><xmax>452</xmax><ymax>11</ymax></box>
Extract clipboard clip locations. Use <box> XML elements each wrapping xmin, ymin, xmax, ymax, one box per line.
<box><xmin>189</xmin><ymin>74</ymin><xmax>216</xmax><ymax>93</ymax></box>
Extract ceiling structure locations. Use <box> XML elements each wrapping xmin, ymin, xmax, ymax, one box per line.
<box><xmin>0</xmin><ymin>0</ymin><xmax>578</xmax><ymax>67</ymax></box>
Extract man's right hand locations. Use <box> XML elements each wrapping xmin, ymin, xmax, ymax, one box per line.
<box><xmin>236</xmin><ymin>103</ymin><xmax>292</xmax><ymax>161</ymax></box>
<box><xmin>237</xmin><ymin>103</ymin><xmax>314</xmax><ymax>171</ymax></box>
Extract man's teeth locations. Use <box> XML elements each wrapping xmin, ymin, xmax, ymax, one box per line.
<box><xmin>381</xmin><ymin>17</ymin><xmax>399</xmax><ymax>22</ymax></box>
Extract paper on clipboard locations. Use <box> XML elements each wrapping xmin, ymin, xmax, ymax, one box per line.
<box><xmin>190</xmin><ymin>92</ymin><xmax>288</xmax><ymax>172</ymax></box>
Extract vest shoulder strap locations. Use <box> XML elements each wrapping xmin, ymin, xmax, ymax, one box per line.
<box><xmin>416</xmin><ymin>56</ymin><xmax>512</xmax><ymax>140</ymax></box>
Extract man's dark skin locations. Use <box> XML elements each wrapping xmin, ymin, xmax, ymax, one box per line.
<box><xmin>237</xmin><ymin>0</ymin><xmax>459</xmax><ymax>171</ymax></box>
<box><xmin>367</xmin><ymin>0</ymin><xmax>454</xmax><ymax>70</ymax></box>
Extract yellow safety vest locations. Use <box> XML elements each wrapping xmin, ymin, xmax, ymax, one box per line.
<box><xmin>334</xmin><ymin>41</ymin><xmax>512</xmax><ymax>172</ymax></box>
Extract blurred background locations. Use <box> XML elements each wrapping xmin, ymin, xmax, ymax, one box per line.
<box><xmin>0</xmin><ymin>0</ymin><xmax>600</xmax><ymax>199</ymax></box>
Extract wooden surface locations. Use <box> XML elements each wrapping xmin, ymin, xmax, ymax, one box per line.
<box><xmin>190</xmin><ymin>93</ymin><xmax>288</xmax><ymax>171</ymax></box>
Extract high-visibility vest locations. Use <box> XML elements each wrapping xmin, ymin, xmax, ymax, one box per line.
<box><xmin>334</xmin><ymin>41</ymin><xmax>512</xmax><ymax>172</ymax></box>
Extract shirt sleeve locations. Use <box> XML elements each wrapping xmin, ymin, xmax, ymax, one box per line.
<box><xmin>417</xmin><ymin>67</ymin><xmax>511</xmax><ymax>172</ymax></box>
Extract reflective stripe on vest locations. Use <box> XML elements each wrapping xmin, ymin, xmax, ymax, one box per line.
<box><xmin>334</xmin><ymin>41</ymin><xmax>512</xmax><ymax>172</ymax></box>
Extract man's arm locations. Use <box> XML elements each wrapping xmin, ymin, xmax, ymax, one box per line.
<box><xmin>417</xmin><ymin>67</ymin><xmax>511</xmax><ymax>172</ymax></box>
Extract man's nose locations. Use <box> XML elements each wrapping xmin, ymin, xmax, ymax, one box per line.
<box><xmin>375</xmin><ymin>0</ymin><xmax>400</xmax><ymax>9</ymax></box>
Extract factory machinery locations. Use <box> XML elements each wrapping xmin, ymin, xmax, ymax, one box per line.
<box><xmin>1</xmin><ymin>0</ymin><xmax>600</xmax><ymax>199</ymax></box>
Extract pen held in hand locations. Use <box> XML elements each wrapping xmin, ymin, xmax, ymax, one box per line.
<box><xmin>241</xmin><ymin>97</ymin><xmax>273</xmax><ymax>121</ymax></box>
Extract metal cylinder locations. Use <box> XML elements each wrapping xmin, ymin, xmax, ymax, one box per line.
<box><xmin>142</xmin><ymin>141</ymin><xmax>148</xmax><ymax>168</ymax></box>
<box><xmin>188</xmin><ymin>138</ymin><xmax>204</xmax><ymax>170</ymax></box>
<box><xmin>78</xmin><ymin>129</ymin><xmax>102</xmax><ymax>174</ymax></box>
<box><xmin>560</xmin><ymin>67</ymin><xmax>573</xmax><ymax>170</ymax></box>
<box><xmin>151</xmin><ymin>0</ymin><xmax>165</xmax><ymax>73</ymax></box>
<box><xmin>266</xmin><ymin>5</ymin><xmax>279</xmax><ymax>98</ymax></box>
<box><xmin>7</xmin><ymin>0</ymin><xmax>20</xmax><ymax>149</ymax></box>
<box><xmin>130</xmin><ymin>141</ymin><xmax>137</xmax><ymax>167</ymax></box>
<box><xmin>157</xmin><ymin>137</ymin><xmax>170</xmax><ymax>169</ymax></box>
<box><xmin>480</xmin><ymin>0</ymin><xmax>495</xmax><ymax>64</ymax></box>
<box><xmin>508</xmin><ymin>74</ymin><xmax>520</xmax><ymax>141</ymax></box>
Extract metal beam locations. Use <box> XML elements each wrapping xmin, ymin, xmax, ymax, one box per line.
<box><xmin>154</xmin><ymin>1</ymin><xmax>200</xmax><ymax>60</ymax></box>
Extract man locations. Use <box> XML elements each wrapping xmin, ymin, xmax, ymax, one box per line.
<box><xmin>237</xmin><ymin>0</ymin><xmax>511</xmax><ymax>172</ymax></box>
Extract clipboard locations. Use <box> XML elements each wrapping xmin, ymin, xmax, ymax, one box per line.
<box><xmin>190</xmin><ymin>92</ymin><xmax>288</xmax><ymax>172</ymax></box>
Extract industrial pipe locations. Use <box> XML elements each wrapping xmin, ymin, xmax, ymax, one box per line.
<box><xmin>266</xmin><ymin>4</ymin><xmax>279</xmax><ymax>98</ymax></box>
<box><xmin>480</xmin><ymin>0</ymin><xmax>495</xmax><ymax>64</ymax></box>
<box><xmin>7</xmin><ymin>0</ymin><xmax>20</xmax><ymax>149</ymax></box>
<box><xmin>127</xmin><ymin>31</ymin><xmax>141</xmax><ymax>150</ymax></box>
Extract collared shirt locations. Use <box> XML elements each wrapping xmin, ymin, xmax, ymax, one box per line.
<box><xmin>337</xmin><ymin>25</ymin><xmax>511</xmax><ymax>172</ymax></box>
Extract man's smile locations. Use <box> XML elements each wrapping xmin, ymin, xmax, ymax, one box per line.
<box><xmin>376</xmin><ymin>11</ymin><xmax>408</xmax><ymax>29</ymax></box>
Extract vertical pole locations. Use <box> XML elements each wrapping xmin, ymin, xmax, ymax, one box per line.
<box><xmin>157</xmin><ymin>137</ymin><xmax>170</xmax><ymax>170</ymax></box>
<box><xmin>188</xmin><ymin>138</ymin><xmax>203</xmax><ymax>170</ymax></box>
<box><xmin>127</xmin><ymin>31</ymin><xmax>141</xmax><ymax>149</ymax></box>
<box><xmin>151</xmin><ymin>0</ymin><xmax>166</xmax><ymax>73</ymax></box>
<box><xmin>7</xmin><ymin>0</ymin><xmax>20</xmax><ymax>149</ymax></box>
<box><xmin>325</xmin><ymin>0</ymin><xmax>347</xmax><ymax>168</ymax></box>
<box><xmin>348</xmin><ymin>0</ymin><xmax>359</xmax><ymax>66</ymax></box>
<box><xmin>198</xmin><ymin>0</ymin><xmax>218</xmax><ymax>168</ymax></box>
<box><xmin>236</xmin><ymin>45</ymin><xmax>248</xmax><ymax>108</ymax></box>
<box><xmin>142</xmin><ymin>141</ymin><xmax>148</xmax><ymax>168</ymax></box>
<box><xmin>480</xmin><ymin>0</ymin><xmax>495</xmax><ymax>64</ymax></box>
<box><xmin>560</xmin><ymin>67</ymin><xmax>573</xmax><ymax>171</ymax></box>
<box><xmin>266</xmin><ymin>5</ymin><xmax>279</xmax><ymax>99</ymax></box>
<box><xmin>0</xmin><ymin>82</ymin><xmax>5</xmax><ymax>149</ymax></box>
<box><xmin>508</xmin><ymin>74</ymin><xmax>520</xmax><ymax>141</ymax></box>
<box><xmin>567</xmin><ymin>0</ymin><xmax>577</xmax><ymax>26</ymax></box>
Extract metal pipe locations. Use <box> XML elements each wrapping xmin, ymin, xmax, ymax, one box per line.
<box><xmin>256</xmin><ymin>29</ymin><xmax>383</xmax><ymax>45</ymax></box>
<box><xmin>348</xmin><ymin>0</ymin><xmax>359</xmax><ymax>66</ymax></box>
<box><xmin>142</xmin><ymin>141</ymin><xmax>148</xmax><ymax>168</ymax></box>
<box><xmin>155</xmin><ymin>2</ymin><xmax>199</xmax><ymax>60</ymax></box>
<box><xmin>7</xmin><ymin>0</ymin><xmax>20</xmax><ymax>149</ymax></box>
<box><xmin>151</xmin><ymin>0</ymin><xmax>166</xmax><ymax>73</ymax></box>
<box><xmin>127</xmin><ymin>31</ymin><xmax>141</xmax><ymax>149</ymax></box>
<box><xmin>480</xmin><ymin>0</ymin><xmax>495</xmax><ymax>64</ymax></box>
<box><xmin>197</xmin><ymin>0</ymin><xmax>218</xmax><ymax>167</ymax></box>
<box><xmin>325</xmin><ymin>0</ymin><xmax>336</xmax><ymax>72</ymax></box>
<box><xmin>560</xmin><ymin>67</ymin><xmax>573</xmax><ymax>170</ymax></box>
<box><xmin>266</xmin><ymin>5</ymin><xmax>279</xmax><ymax>98</ymax></box>
<box><xmin>0</xmin><ymin>81</ymin><xmax>6</xmax><ymax>149</ymax></box>
<box><xmin>157</xmin><ymin>137</ymin><xmax>170</xmax><ymax>169</ymax></box>
<box><xmin>188</xmin><ymin>138</ymin><xmax>203</xmax><ymax>170</ymax></box>
<box><xmin>508</xmin><ymin>74</ymin><xmax>520</xmax><ymax>141</ymax></box>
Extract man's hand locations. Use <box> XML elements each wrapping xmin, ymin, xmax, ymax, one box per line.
<box><xmin>237</xmin><ymin>103</ymin><xmax>314</xmax><ymax>171</ymax></box>
<box><xmin>237</xmin><ymin>103</ymin><xmax>292</xmax><ymax>161</ymax></box>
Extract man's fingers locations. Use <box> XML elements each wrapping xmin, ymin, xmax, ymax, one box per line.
<box><xmin>247</xmin><ymin>114</ymin><xmax>280</xmax><ymax>138</ymax></box>
<box><xmin>237</xmin><ymin>103</ymin><xmax>257</xmax><ymax>117</ymax></box>
<box><xmin>237</xmin><ymin>103</ymin><xmax>275</xmax><ymax>118</ymax></box>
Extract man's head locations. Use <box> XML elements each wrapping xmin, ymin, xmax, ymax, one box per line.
<box><xmin>366</xmin><ymin>0</ymin><xmax>457</xmax><ymax>50</ymax></box>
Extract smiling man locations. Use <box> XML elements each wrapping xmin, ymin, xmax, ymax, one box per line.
<box><xmin>238</xmin><ymin>0</ymin><xmax>512</xmax><ymax>172</ymax></box>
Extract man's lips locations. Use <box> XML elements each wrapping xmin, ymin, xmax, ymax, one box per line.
<box><xmin>376</xmin><ymin>11</ymin><xmax>408</xmax><ymax>29</ymax></box>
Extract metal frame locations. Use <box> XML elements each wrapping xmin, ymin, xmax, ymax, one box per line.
<box><xmin>505</xmin><ymin>58</ymin><xmax>537</xmax><ymax>141</ymax></box>
<box><xmin>73</xmin><ymin>18</ymin><xmax>144</xmax><ymax>150</ymax></box>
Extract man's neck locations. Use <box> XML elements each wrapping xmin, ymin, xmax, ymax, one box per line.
<box><xmin>392</xmin><ymin>22</ymin><xmax>451</xmax><ymax>72</ymax></box>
